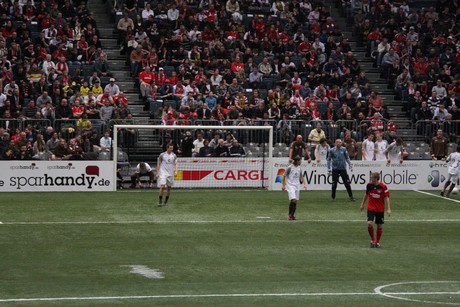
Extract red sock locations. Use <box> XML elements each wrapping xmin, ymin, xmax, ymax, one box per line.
<box><xmin>376</xmin><ymin>227</ymin><xmax>383</xmax><ymax>243</ymax></box>
<box><xmin>368</xmin><ymin>226</ymin><xmax>375</xmax><ymax>241</ymax></box>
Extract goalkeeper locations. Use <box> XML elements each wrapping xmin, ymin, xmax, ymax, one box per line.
<box><xmin>327</xmin><ymin>139</ymin><xmax>355</xmax><ymax>202</ymax></box>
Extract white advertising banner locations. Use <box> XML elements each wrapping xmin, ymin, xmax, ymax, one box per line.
<box><xmin>0</xmin><ymin>161</ymin><xmax>115</xmax><ymax>192</ymax></box>
<box><xmin>173</xmin><ymin>158</ymin><xmax>268</xmax><ymax>188</ymax></box>
<box><xmin>272</xmin><ymin>158</ymin><xmax>449</xmax><ymax>191</ymax></box>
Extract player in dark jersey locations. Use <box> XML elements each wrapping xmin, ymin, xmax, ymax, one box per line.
<box><xmin>360</xmin><ymin>172</ymin><xmax>391</xmax><ymax>248</ymax></box>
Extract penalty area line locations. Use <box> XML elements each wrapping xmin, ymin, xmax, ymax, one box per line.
<box><xmin>413</xmin><ymin>190</ymin><xmax>460</xmax><ymax>204</ymax></box>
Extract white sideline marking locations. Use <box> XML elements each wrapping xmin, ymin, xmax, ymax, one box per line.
<box><xmin>1</xmin><ymin>219</ymin><xmax>460</xmax><ymax>225</ymax></box>
<box><xmin>375</xmin><ymin>281</ymin><xmax>460</xmax><ymax>305</ymax></box>
<box><xmin>1</xmin><ymin>289</ymin><xmax>460</xmax><ymax>303</ymax></box>
<box><xmin>121</xmin><ymin>265</ymin><xmax>164</xmax><ymax>279</ymax></box>
<box><xmin>256</xmin><ymin>216</ymin><xmax>271</xmax><ymax>219</ymax></box>
<box><xmin>414</xmin><ymin>190</ymin><xmax>460</xmax><ymax>204</ymax></box>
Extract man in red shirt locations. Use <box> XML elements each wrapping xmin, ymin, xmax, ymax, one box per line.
<box><xmin>360</xmin><ymin>172</ymin><xmax>391</xmax><ymax>248</ymax></box>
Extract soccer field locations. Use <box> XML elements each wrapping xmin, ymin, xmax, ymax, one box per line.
<box><xmin>0</xmin><ymin>190</ymin><xmax>459</xmax><ymax>306</ymax></box>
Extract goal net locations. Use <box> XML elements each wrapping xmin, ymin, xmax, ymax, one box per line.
<box><xmin>113</xmin><ymin>124</ymin><xmax>274</xmax><ymax>190</ymax></box>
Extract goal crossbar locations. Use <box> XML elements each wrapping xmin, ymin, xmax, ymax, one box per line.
<box><xmin>113</xmin><ymin>125</ymin><xmax>274</xmax><ymax>190</ymax></box>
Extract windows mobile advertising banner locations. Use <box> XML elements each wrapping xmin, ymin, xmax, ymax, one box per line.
<box><xmin>273</xmin><ymin>159</ymin><xmax>448</xmax><ymax>191</ymax></box>
<box><xmin>0</xmin><ymin>161</ymin><xmax>115</xmax><ymax>192</ymax></box>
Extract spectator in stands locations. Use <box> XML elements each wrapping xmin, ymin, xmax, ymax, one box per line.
<box><xmin>100</xmin><ymin>100</ymin><xmax>114</xmax><ymax>121</ymax></box>
<box><xmin>192</xmin><ymin>132</ymin><xmax>205</xmax><ymax>157</ymax></box>
<box><xmin>99</xmin><ymin>130</ymin><xmax>112</xmax><ymax>152</ymax></box>
<box><xmin>229</xmin><ymin>139</ymin><xmax>246</xmax><ymax>157</ymax></box>
<box><xmin>199</xmin><ymin>139</ymin><xmax>214</xmax><ymax>157</ymax></box>
<box><xmin>308</xmin><ymin>121</ymin><xmax>326</xmax><ymax>150</ymax></box>
<box><xmin>430</xmin><ymin>129</ymin><xmax>448</xmax><ymax>161</ymax></box>
<box><xmin>105</xmin><ymin>78</ymin><xmax>120</xmax><ymax>97</ymax></box>
<box><xmin>213</xmin><ymin>138</ymin><xmax>229</xmax><ymax>157</ymax></box>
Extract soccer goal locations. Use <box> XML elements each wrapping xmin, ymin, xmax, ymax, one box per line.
<box><xmin>113</xmin><ymin>124</ymin><xmax>274</xmax><ymax>190</ymax></box>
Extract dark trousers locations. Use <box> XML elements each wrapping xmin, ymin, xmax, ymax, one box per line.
<box><xmin>331</xmin><ymin>169</ymin><xmax>353</xmax><ymax>199</ymax></box>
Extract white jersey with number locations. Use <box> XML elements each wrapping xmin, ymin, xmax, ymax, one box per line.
<box><xmin>374</xmin><ymin>140</ymin><xmax>388</xmax><ymax>161</ymax></box>
<box><xmin>158</xmin><ymin>151</ymin><xmax>177</xmax><ymax>177</ymax></box>
<box><xmin>285</xmin><ymin>164</ymin><xmax>303</xmax><ymax>189</ymax></box>
<box><xmin>386</xmin><ymin>142</ymin><xmax>403</xmax><ymax>161</ymax></box>
<box><xmin>362</xmin><ymin>139</ymin><xmax>375</xmax><ymax>160</ymax></box>
<box><xmin>447</xmin><ymin>152</ymin><xmax>460</xmax><ymax>175</ymax></box>
<box><xmin>315</xmin><ymin>144</ymin><xmax>329</xmax><ymax>161</ymax></box>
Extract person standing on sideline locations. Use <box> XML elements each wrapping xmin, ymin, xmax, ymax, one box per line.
<box><xmin>156</xmin><ymin>144</ymin><xmax>178</xmax><ymax>207</ymax></box>
<box><xmin>289</xmin><ymin>134</ymin><xmax>312</xmax><ymax>163</ymax></box>
<box><xmin>431</xmin><ymin>129</ymin><xmax>448</xmax><ymax>161</ymax></box>
<box><xmin>327</xmin><ymin>139</ymin><xmax>355</xmax><ymax>201</ymax></box>
<box><xmin>282</xmin><ymin>155</ymin><xmax>307</xmax><ymax>220</ymax></box>
<box><xmin>362</xmin><ymin>133</ymin><xmax>375</xmax><ymax>161</ymax></box>
<box><xmin>314</xmin><ymin>138</ymin><xmax>330</xmax><ymax>162</ymax></box>
<box><xmin>360</xmin><ymin>172</ymin><xmax>391</xmax><ymax>248</ymax></box>
<box><xmin>441</xmin><ymin>144</ymin><xmax>460</xmax><ymax>197</ymax></box>
<box><xmin>385</xmin><ymin>138</ymin><xmax>408</xmax><ymax>165</ymax></box>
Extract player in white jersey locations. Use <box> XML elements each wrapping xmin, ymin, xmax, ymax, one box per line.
<box><xmin>282</xmin><ymin>155</ymin><xmax>307</xmax><ymax>220</ymax></box>
<box><xmin>361</xmin><ymin>133</ymin><xmax>375</xmax><ymax>161</ymax></box>
<box><xmin>441</xmin><ymin>144</ymin><xmax>460</xmax><ymax>197</ymax></box>
<box><xmin>314</xmin><ymin>138</ymin><xmax>330</xmax><ymax>162</ymax></box>
<box><xmin>374</xmin><ymin>133</ymin><xmax>388</xmax><ymax>161</ymax></box>
<box><xmin>130</xmin><ymin>162</ymin><xmax>155</xmax><ymax>188</ymax></box>
<box><xmin>156</xmin><ymin>144</ymin><xmax>178</xmax><ymax>206</ymax></box>
<box><xmin>385</xmin><ymin>138</ymin><xmax>408</xmax><ymax>165</ymax></box>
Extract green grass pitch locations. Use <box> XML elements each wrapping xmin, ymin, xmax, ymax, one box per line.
<box><xmin>0</xmin><ymin>190</ymin><xmax>459</xmax><ymax>306</ymax></box>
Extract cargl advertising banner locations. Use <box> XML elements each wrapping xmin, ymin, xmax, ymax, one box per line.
<box><xmin>0</xmin><ymin>161</ymin><xmax>115</xmax><ymax>192</ymax></box>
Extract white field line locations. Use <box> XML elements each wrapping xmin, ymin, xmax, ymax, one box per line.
<box><xmin>414</xmin><ymin>189</ymin><xmax>460</xmax><ymax>203</ymax></box>
<box><xmin>1</xmin><ymin>219</ymin><xmax>460</xmax><ymax>225</ymax></box>
<box><xmin>0</xmin><ymin>291</ymin><xmax>459</xmax><ymax>303</ymax></box>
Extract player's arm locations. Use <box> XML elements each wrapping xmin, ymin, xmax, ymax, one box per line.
<box><xmin>385</xmin><ymin>196</ymin><xmax>391</xmax><ymax>216</ymax></box>
<box><xmin>156</xmin><ymin>156</ymin><xmax>162</xmax><ymax>178</ymax></box>
<box><xmin>305</xmin><ymin>145</ymin><xmax>311</xmax><ymax>163</ymax></box>
<box><xmin>282</xmin><ymin>167</ymin><xmax>290</xmax><ymax>191</ymax></box>
<box><xmin>288</xmin><ymin>146</ymin><xmax>293</xmax><ymax>161</ymax></box>
<box><xmin>300</xmin><ymin>168</ymin><xmax>307</xmax><ymax>189</ymax></box>
<box><xmin>361</xmin><ymin>142</ymin><xmax>367</xmax><ymax>160</ymax></box>
<box><xmin>314</xmin><ymin>145</ymin><xmax>320</xmax><ymax>162</ymax></box>
<box><xmin>344</xmin><ymin>149</ymin><xmax>352</xmax><ymax>171</ymax></box>
<box><xmin>174</xmin><ymin>156</ymin><xmax>178</xmax><ymax>176</ymax></box>
<box><xmin>360</xmin><ymin>187</ymin><xmax>368</xmax><ymax>211</ymax></box>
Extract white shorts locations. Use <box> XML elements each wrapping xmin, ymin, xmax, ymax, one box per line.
<box><xmin>286</xmin><ymin>186</ymin><xmax>300</xmax><ymax>201</ymax></box>
<box><xmin>447</xmin><ymin>172</ymin><xmax>459</xmax><ymax>183</ymax></box>
<box><xmin>158</xmin><ymin>175</ymin><xmax>174</xmax><ymax>187</ymax></box>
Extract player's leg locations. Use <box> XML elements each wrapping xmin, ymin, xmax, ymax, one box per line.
<box><xmin>331</xmin><ymin>170</ymin><xmax>339</xmax><ymax>200</ymax></box>
<box><xmin>164</xmin><ymin>176</ymin><xmax>173</xmax><ymax>205</ymax></box>
<box><xmin>441</xmin><ymin>174</ymin><xmax>452</xmax><ymax>196</ymax></box>
<box><xmin>375</xmin><ymin>212</ymin><xmax>385</xmax><ymax>247</ymax></box>
<box><xmin>340</xmin><ymin>170</ymin><xmax>355</xmax><ymax>201</ymax></box>
<box><xmin>130</xmin><ymin>172</ymin><xmax>138</xmax><ymax>188</ymax></box>
<box><xmin>367</xmin><ymin>211</ymin><xmax>376</xmax><ymax>247</ymax></box>
<box><xmin>148</xmin><ymin>171</ymin><xmax>154</xmax><ymax>188</ymax></box>
<box><xmin>158</xmin><ymin>176</ymin><xmax>167</xmax><ymax>206</ymax></box>
<box><xmin>287</xmin><ymin>187</ymin><xmax>296</xmax><ymax>220</ymax></box>
<box><xmin>290</xmin><ymin>190</ymin><xmax>300</xmax><ymax>220</ymax></box>
<box><xmin>445</xmin><ymin>174</ymin><xmax>458</xmax><ymax>197</ymax></box>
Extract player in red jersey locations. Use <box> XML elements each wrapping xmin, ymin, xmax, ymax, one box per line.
<box><xmin>360</xmin><ymin>172</ymin><xmax>391</xmax><ymax>248</ymax></box>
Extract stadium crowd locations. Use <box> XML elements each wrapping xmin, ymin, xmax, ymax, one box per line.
<box><xmin>0</xmin><ymin>0</ymin><xmax>137</xmax><ymax>160</ymax></box>
<box><xmin>0</xmin><ymin>0</ymin><xmax>458</xmax><ymax>161</ymax></box>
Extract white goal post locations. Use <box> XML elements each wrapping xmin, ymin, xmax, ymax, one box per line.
<box><xmin>113</xmin><ymin>125</ymin><xmax>274</xmax><ymax>190</ymax></box>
